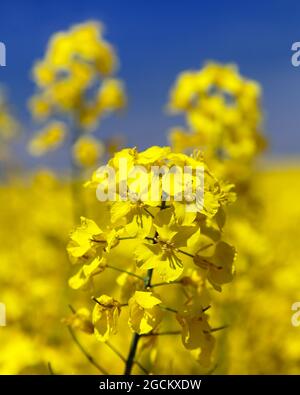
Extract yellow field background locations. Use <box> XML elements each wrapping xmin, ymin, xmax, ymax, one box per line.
<box><xmin>0</xmin><ymin>164</ymin><xmax>299</xmax><ymax>374</ymax></box>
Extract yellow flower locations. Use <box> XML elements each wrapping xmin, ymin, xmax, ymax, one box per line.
<box><xmin>29</xmin><ymin>95</ymin><xmax>51</xmax><ymax>120</ymax></box>
<box><xmin>67</xmin><ymin>217</ymin><xmax>105</xmax><ymax>261</ymax></box>
<box><xmin>47</xmin><ymin>32</ymin><xmax>74</xmax><ymax>67</ymax></box>
<box><xmin>128</xmin><ymin>291</ymin><xmax>162</xmax><ymax>334</ymax></box>
<box><xmin>72</xmin><ymin>136</ymin><xmax>105</xmax><ymax>168</ymax></box>
<box><xmin>63</xmin><ymin>308</ymin><xmax>94</xmax><ymax>334</ymax></box>
<box><xmin>135</xmin><ymin>218</ymin><xmax>195</xmax><ymax>282</ymax></box>
<box><xmin>69</xmin><ymin>256</ymin><xmax>107</xmax><ymax>290</ymax></box>
<box><xmin>97</xmin><ymin>79</ymin><xmax>127</xmax><ymax>111</ymax></box>
<box><xmin>29</xmin><ymin>21</ymin><xmax>126</xmax><ymax>131</ymax></box>
<box><xmin>32</xmin><ymin>61</ymin><xmax>55</xmax><ymax>87</ymax></box>
<box><xmin>110</xmin><ymin>200</ymin><xmax>154</xmax><ymax>238</ymax></box>
<box><xmin>194</xmin><ymin>241</ymin><xmax>236</xmax><ymax>290</ymax></box>
<box><xmin>116</xmin><ymin>273</ymin><xmax>144</xmax><ymax>304</ymax></box>
<box><xmin>167</xmin><ymin>62</ymin><xmax>265</xmax><ymax>186</ymax></box>
<box><xmin>28</xmin><ymin>121</ymin><xmax>66</xmax><ymax>156</ymax></box>
<box><xmin>177</xmin><ymin>311</ymin><xmax>215</xmax><ymax>366</ymax></box>
<box><xmin>92</xmin><ymin>295</ymin><xmax>121</xmax><ymax>341</ymax></box>
<box><xmin>168</xmin><ymin>71</ymin><xmax>199</xmax><ymax>111</ymax></box>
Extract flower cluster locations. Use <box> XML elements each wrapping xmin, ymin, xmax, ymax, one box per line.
<box><xmin>29</xmin><ymin>21</ymin><xmax>126</xmax><ymax>125</ymax></box>
<box><xmin>168</xmin><ymin>62</ymin><xmax>266</xmax><ymax>183</ymax></box>
<box><xmin>28</xmin><ymin>22</ymin><xmax>127</xmax><ymax>167</ymax></box>
<box><xmin>66</xmin><ymin>146</ymin><xmax>236</xmax><ymax>372</ymax></box>
<box><xmin>28</xmin><ymin>121</ymin><xmax>66</xmax><ymax>156</ymax></box>
<box><xmin>72</xmin><ymin>136</ymin><xmax>105</xmax><ymax>168</ymax></box>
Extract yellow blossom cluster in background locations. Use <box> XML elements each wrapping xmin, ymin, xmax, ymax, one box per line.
<box><xmin>28</xmin><ymin>21</ymin><xmax>127</xmax><ymax>169</ymax></box>
<box><xmin>28</xmin><ymin>121</ymin><xmax>66</xmax><ymax>156</ymax></box>
<box><xmin>72</xmin><ymin>136</ymin><xmax>105</xmax><ymax>168</ymax></box>
<box><xmin>168</xmin><ymin>62</ymin><xmax>266</xmax><ymax>185</ymax></box>
<box><xmin>29</xmin><ymin>21</ymin><xmax>126</xmax><ymax>125</ymax></box>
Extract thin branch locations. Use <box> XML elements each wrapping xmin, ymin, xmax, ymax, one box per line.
<box><xmin>159</xmin><ymin>201</ymin><xmax>168</xmax><ymax>210</ymax></box>
<box><xmin>107</xmin><ymin>264</ymin><xmax>144</xmax><ymax>281</ymax></box>
<box><xmin>105</xmin><ymin>341</ymin><xmax>148</xmax><ymax>374</ymax></box>
<box><xmin>209</xmin><ymin>325</ymin><xmax>228</xmax><ymax>333</ymax></box>
<box><xmin>143</xmin><ymin>207</ymin><xmax>154</xmax><ymax>218</ymax></box>
<box><xmin>178</xmin><ymin>249</ymin><xmax>222</xmax><ymax>270</ymax></box>
<box><xmin>47</xmin><ymin>362</ymin><xmax>55</xmax><ymax>375</ymax></box>
<box><xmin>68</xmin><ymin>304</ymin><xmax>76</xmax><ymax>314</ymax></box>
<box><xmin>67</xmin><ymin>326</ymin><xmax>108</xmax><ymax>375</ymax></box>
<box><xmin>150</xmin><ymin>280</ymin><xmax>181</xmax><ymax>288</ymax></box>
<box><xmin>160</xmin><ymin>305</ymin><xmax>178</xmax><ymax>314</ymax></box>
<box><xmin>91</xmin><ymin>296</ymin><xmax>126</xmax><ymax>307</ymax></box>
<box><xmin>207</xmin><ymin>363</ymin><xmax>218</xmax><ymax>375</ymax></box>
<box><xmin>197</xmin><ymin>243</ymin><xmax>214</xmax><ymax>252</ymax></box>
<box><xmin>90</xmin><ymin>238</ymin><xmax>106</xmax><ymax>244</ymax></box>
<box><xmin>133</xmin><ymin>361</ymin><xmax>149</xmax><ymax>375</ymax></box>
<box><xmin>124</xmin><ymin>268</ymin><xmax>153</xmax><ymax>375</ymax></box>
<box><xmin>141</xmin><ymin>331</ymin><xmax>181</xmax><ymax>337</ymax></box>
<box><xmin>105</xmin><ymin>341</ymin><xmax>126</xmax><ymax>362</ymax></box>
<box><xmin>145</xmin><ymin>236</ymin><xmax>155</xmax><ymax>243</ymax></box>
<box><xmin>178</xmin><ymin>249</ymin><xmax>195</xmax><ymax>258</ymax></box>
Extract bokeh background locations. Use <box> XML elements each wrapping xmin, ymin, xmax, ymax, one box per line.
<box><xmin>1</xmin><ymin>0</ymin><xmax>300</xmax><ymax>165</ymax></box>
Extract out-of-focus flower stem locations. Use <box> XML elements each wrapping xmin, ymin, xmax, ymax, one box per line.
<box><xmin>68</xmin><ymin>326</ymin><xmax>108</xmax><ymax>374</ymax></box>
<box><xmin>70</xmin><ymin>117</ymin><xmax>85</xmax><ymax>222</ymax></box>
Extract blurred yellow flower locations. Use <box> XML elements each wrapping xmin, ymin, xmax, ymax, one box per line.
<box><xmin>97</xmin><ymin>78</ymin><xmax>127</xmax><ymax>111</ymax></box>
<box><xmin>28</xmin><ymin>121</ymin><xmax>66</xmax><ymax>156</ymax></box>
<box><xmin>29</xmin><ymin>21</ymin><xmax>126</xmax><ymax>131</ymax></box>
<box><xmin>167</xmin><ymin>62</ymin><xmax>266</xmax><ymax>185</ymax></box>
<box><xmin>72</xmin><ymin>136</ymin><xmax>105</xmax><ymax>167</ymax></box>
<box><xmin>63</xmin><ymin>308</ymin><xmax>94</xmax><ymax>334</ymax></box>
<box><xmin>92</xmin><ymin>295</ymin><xmax>121</xmax><ymax>341</ymax></box>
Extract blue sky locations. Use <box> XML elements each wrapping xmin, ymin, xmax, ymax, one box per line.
<box><xmin>1</xmin><ymin>0</ymin><xmax>300</xmax><ymax>167</ymax></box>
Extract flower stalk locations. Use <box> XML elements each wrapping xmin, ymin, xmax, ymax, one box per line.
<box><xmin>124</xmin><ymin>268</ymin><xmax>153</xmax><ymax>375</ymax></box>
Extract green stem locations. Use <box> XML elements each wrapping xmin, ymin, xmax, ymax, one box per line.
<box><xmin>209</xmin><ymin>325</ymin><xmax>228</xmax><ymax>333</ymax></box>
<box><xmin>124</xmin><ymin>268</ymin><xmax>153</xmax><ymax>375</ymax></box>
<box><xmin>124</xmin><ymin>332</ymin><xmax>140</xmax><ymax>375</ymax></box>
<box><xmin>141</xmin><ymin>330</ymin><xmax>181</xmax><ymax>337</ymax></box>
<box><xmin>150</xmin><ymin>280</ymin><xmax>181</xmax><ymax>288</ymax></box>
<box><xmin>124</xmin><ymin>200</ymin><xmax>166</xmax><ymax>375</ymax></box>
<box><xmin>107</xmin><ymin>264</ymin><xmax>144</xmax><ymax>281</ymax></box>
<box><xmin>47</xmin><ymin>362</ymin><xmax>55</xmax><ymax>375</ymax></box>
<box><xmin>160</xmin><ymin>305</ymin><xmax>178</xmax><ymax>313</ymax></box>
<box><xmin>105</xmin><ymin>341</ymin><xmax>148</xmax><ymax>374</ymax></box>
<box><xmin>178</xmin><ymin>249</ymin><xmax>194</xmax><ymax>258</ymax></box>
<box><xmin>68</xmin><ymin>326</ymin><xmax>108</xmax><ymax>374</ymax></box>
